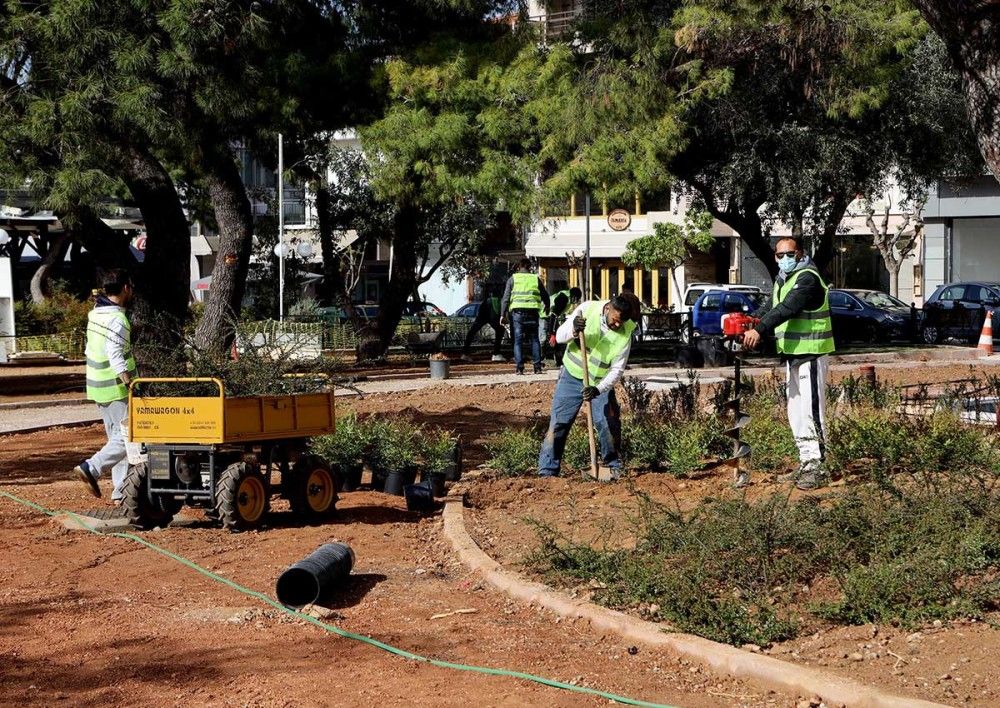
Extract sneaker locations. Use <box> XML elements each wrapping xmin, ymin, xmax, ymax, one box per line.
<box><xmin>533</xmin><ymin>365</ymin><xmax>545</xmax><ymax>374</ymax></box>
<box><xmin>515</xmin><ymin>369</ymin><xmax>525</xmax><ymax>375</ymax></box>
<box><xmin>796</xmin><ymin>469</ymin><xmax>830</xmax><ymax>491</ymax></box>
<box><xmin>776</xmin><ymin>467</ymin><xmax>802</xmax><ymax>483</ymax></box>
<box><xmin>74</xmin><ymin>461</ymin><xmax>101</xmax><ymax>498</ymax></box>
<box><xmin>491</xmin><ymin>354</ymin><xmax>506</xmax><ymax>362</ymax></box>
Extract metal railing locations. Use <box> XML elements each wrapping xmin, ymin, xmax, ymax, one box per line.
<box><xmin>526</xmin><ymin>8</ymin><xmax>582</xmax><ymax>40</ymax></box>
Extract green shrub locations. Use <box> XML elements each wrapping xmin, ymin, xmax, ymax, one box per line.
<box><xmin>421</xmin><ymin>427</ymin><xmax>458</xmax><ymax>474</ymax></box>
<box><xmin>310</xmin><ymin>413</ymin><xmax>365</xmax><ymax>468</ymax></box>
<box><xmin>661</xmin><ymin>417</ymin><xmax>729</xmax><ymax>477</ymax></box>
<box><xmin>741</xmin><ymin>400</ymin><xmax>798</xmax><ymax>473</ymax></box>
<box><xmin>563</xmin><ymin>425</ymin><xmax>591</xmax><ymax>471</ymax></box>
<box><xmin>622</xmin><ymin>417</ymin><xmax>666</xmax><ymax>469</ymax></box>
<box><xmin>13</xmin><ymin>283</ymin><xmax>91</xmax><ymax>336</ymax></box>
<box><xmin>485</xmin><ymin>428</ymin><xmax>538</xmax><ymax>476</ymax></box>
<box><xmin>532</xmin><ymin>482</ymin><xmax>1000</xmax><ymax>647</ymax></box>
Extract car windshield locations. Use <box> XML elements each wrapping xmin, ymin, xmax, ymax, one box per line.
<box><xmin>747</xmin><ymin>293</ymin><xmax>767</xmax><ymax>308</ymax></box>
<box><xmin>859</xmin><ymin>291</ymin><xmax>906</xmax><ymax>308</ymax></box>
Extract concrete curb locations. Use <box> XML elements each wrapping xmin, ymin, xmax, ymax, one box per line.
<box><xmin>442</xmin><ymin>498</ymin><xmax>949</xmax><ymax>708</ymax></box>
<box><xmin>0</xmin><ymin>397</ymin><xmax>89</xmax><ymax>411</ymax></box>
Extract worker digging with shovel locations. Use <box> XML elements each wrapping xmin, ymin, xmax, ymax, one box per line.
<box><xmin>537</xmin><ymin>294</ymin><xmax>636</xmax><ymax>481</ymax></box>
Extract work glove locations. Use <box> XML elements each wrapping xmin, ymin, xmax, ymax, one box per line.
<box><xmin>548</xmin><ymin>334</ymin><xmax>557</xmax><ymax>347</ymax></box>
<box><xmin>573</xmin><ymin>315</ymin><xmax>587</xmax><ymax>336</ymax></box>
<box><xmin>582</xmin><ymin>386</ymin><xmax>599</xmax><ymax>401</ymax></box>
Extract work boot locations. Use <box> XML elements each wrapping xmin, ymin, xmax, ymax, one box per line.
<box><xmin>515</xmin><ymin>368</ymin><xmax>525</xmax><ymax>375</ymax></box>
<box><xmin>73</xmin><ymin>461</ymin><xmax>101</xmax><ymax>498</ymax></box>
<box><xmin>533</xmin><ymin>364</ymin><xmax>545</xmax><ymax>374</ymax></box>
<box><xmin>796</xmin><ymin>465</ymin><xmax>830</xmax><ymax>491</ymax></box>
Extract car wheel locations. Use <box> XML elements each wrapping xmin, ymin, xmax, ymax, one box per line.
<box><xmin>922</xmin><ymin>326</ymin><xmax>940</xmax><ymax>345</ymax></box>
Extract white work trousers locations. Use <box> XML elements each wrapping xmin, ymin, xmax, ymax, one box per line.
<box><xmin>785</xmin><ymin>355</ymin><xmax>829</xmax><ymax>465</ymax></box>
<box><xmin>85</xmin><ymin>398</ymin><xmax>129</xmax><ymax>500</ymax></box>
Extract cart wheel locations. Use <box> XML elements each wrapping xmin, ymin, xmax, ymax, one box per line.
<box><xmin>288</xmin><ymin>455</ymin><xmax>338</xmax><ymax>518</ymax></box>
<box><xmin>121</xmin><ymin>462</ymin><xmax>182</xmax><ymax>530</ymax></box>
<box><xmin>215</xmin><ymin>462</ymin><xmax>269</xmax><ymax>531</ymax></box>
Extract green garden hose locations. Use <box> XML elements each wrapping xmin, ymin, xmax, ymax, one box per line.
<box><xmin>0</xmin><ymin>489</ymin><xmax>675</xmax><ymax>708</ymax></box>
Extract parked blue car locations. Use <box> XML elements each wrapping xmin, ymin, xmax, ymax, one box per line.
<box><xmin>691</xmin><ymin>289</ymin><xmax>768</xmax><ymax>337</ymax></box>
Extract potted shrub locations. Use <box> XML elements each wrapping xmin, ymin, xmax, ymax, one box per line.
<box><xmin>310</xmin><ymin>414</ymin><xmax>366</xmax><ymax>491</ymax></box>
<box><xmin>420</xmin><ymin>428</ymin><xmax>459</xmax><ymax>496</ymax></box>
<box><xmin>379</xmin><ymin>418</ymin><xmax>422</xmax><ymax>495</ymax></box>
<box><xmin>429</xmin><ymin>352</ymin><xmax>451</xmax><ymax>380</ymax></box>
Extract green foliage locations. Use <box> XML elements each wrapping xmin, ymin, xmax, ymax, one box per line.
<box><xmin>532</xmin><ymin>480</ymin><xmax>1000</xmax><ymax>646</ymax></box>
<box><xmin>309</xmin><ymin>413</ymin><xmax>368</xmax><ymax>469</ymax></box>
<box><xmin>622</xmin><ymin>211</ymin><xmax>715</xmax><ymax>272</ymax></box>
<box><xmin>421</xmin><ymin>427</ymin><xmax>459</xmax><ymax>475</ymax></box>
<box><xmin>485</xmin><ymin>428</ymin><xmax>538</xmax><ymax>477</ymax></box>
<box><xmin>562</xmin><ymin>425</ymin><xmax>591</xmax><ymax>471</ymax></box>
<box><xmin>741</xmin><ymin>399</ymin><xmax>799</xmax><ymax>472</ymax></box>
<box><xmin>13</xmin><ymin>284</ymin><xmax>92</xmax><ymax>337</ymax></box>
<box><xmin>366</xmin><ymin>417</ymin><xmax>423</xmax><ymax>469</ymax></box>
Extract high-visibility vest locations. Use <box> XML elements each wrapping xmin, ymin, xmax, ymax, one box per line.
<box><xmin>772</xmin><ymin>267</ymin><xmax>835</xmax><ymax>356</ymax></box>
<box><xmin>563</xmin><ymin>301</ymin><xmax>636</xmax><ymax>384</ymax></box>
<box><xmin>85</xmin><ymin>308</ymin><xmax>137</xmax><ymax>403</ymax></box>
<box><xmin>510</xmin><ymin>272</ymin><xmax>542</xmax><ymax>311</ymax></box>
<box><xmin>551</xmin><ymin>289</ymin><xmax>572</xmax><ymax>317</ymax></box>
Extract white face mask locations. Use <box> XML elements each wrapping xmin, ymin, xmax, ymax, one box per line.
<box><xmin>777</xmin><ymin>254</ymin><xmax>798</xmax><ymax>274</ymax></box>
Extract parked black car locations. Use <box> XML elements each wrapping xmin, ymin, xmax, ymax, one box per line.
<box><xmin>829</xmin><ymin>289</ymin><xmax>918</xmax><ymax>344</ymax></box>
<box><xmin>921</xmin><ymin>281</ymin><xmax>1000</xmax><ymax>344</ymax></box>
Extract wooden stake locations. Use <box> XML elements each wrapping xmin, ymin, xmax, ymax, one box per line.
<box><xmin>578</xmin><ymin>330</ymin><xmax>600</xmax><ymax>480</ymax></box>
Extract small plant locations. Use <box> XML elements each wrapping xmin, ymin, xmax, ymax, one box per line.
<box><xmin>310</xmin><ymin>413</ymin><xmax>365</xmax><ymax>468</ymax></box>
<box><xmin>562</xmin><ymin>425</ymin><xmax>591</xmax><ymax>470</ymax></box>
<box><xmin>421</xmin><ymin>427</ymin><xmax>458</xmax><ymax>475</ymax></box>
<box><xmin>429</xmin><ymin>352</ymin><xmax>450</xmax><ymax>361</ymax></box>
<box><xmin>371</xmin><ymin>417</ymin><xmax>422</xmax><ymax>469</ymax></box>
<box><xmin>485</xmin><ymin>427</ymin><xmax>538</xmax><ymax>476</ymax></box>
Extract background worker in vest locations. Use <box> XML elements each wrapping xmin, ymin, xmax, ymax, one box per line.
<box><xmin>545</xmin><ymin>286</ymin><xmax>582</xmax><ymax>365</ymax></box>
<box><xmin>499</xmin><ymin>258</ymin><xmax>549</xmax><ymax>374</ymax></box>
<box><xmin>742</xmin><ymin>237</ymin><xmax>836</xmax><ymax>491</ymax></box>
<box><xmin>537</xmin><ymin>294</ymin><xmax>636</xmax><ymax>478</ymax></box>
<box><xmin>72</xmin><ymin>269</ymin><xmax>138</xmax><ymax>501</ymax></box>
<box><xmin>461</xmin><ymin>285</ymin><xmax>505</xmax><ymax>361</ymax></box>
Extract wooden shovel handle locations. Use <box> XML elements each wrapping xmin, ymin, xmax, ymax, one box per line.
<box><xmin>578</xmin><ymin>331</ymin><xmax>599</xmax><ymax>479</ymax></box>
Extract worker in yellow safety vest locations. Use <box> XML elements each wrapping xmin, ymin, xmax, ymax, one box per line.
<box><xmin>499</xmin><ymin>258</ymin><xmax>549</xmax><ymax>374</ymax></box>
<box><xmin>537</xmin><ymin>295</ymin><xmax>637</xmax><ymax>479</ymax></box>
<box><xmin>72</xmin><ymin>269</ymin><xmax>138</xmax><ymax>501</ymax></box>
<box><xmin>742</xmin><ymin>237</ymin><xmax>835</xmax><ymax>491</ymax></box>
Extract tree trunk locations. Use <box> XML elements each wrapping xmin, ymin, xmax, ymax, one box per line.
<box><xmin>29</xmin><ymin>232</ymin><xmax>71</xmax><ymax>303</ymax></box>
<box><xmin>374</xmin><ymin>204</ymin><xmax>420</xmax><ymax>355</ymax></box>
<box><xmin>119</xmin><ymin>144</ymin><xmax>191</xmax><ymax>335</ymax></box>
<box><xmin>194</xmin><ymin>144</ymin><xmax>255</xmax><ymax>356</ymax></box>
<box><xmin>888</xmin><ymin>263</ymin><xmax>901</xmax><ymax>298</ymax></box>
<box><xmin>912</xmin><ymin>1</ymin><xmax>1000</xmax><ymax>182</ymax></box>
<box><xmin>314</xmin><ymin>184</ymin><xmax>343</xmax><ymax>305</ymax></box>
<box><xmin>68</xmin><ymin>206</ymin><xmax>136</xmax><ymax>275</ymax></box>
<box><xmin>812</xmin><ymin>194</ymin><xmax>851</xmax><ymax>275</ymax></box>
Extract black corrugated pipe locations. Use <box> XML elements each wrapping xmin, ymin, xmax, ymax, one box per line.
<box><xmin>275</xmin><ymin>543</ymin><xmax>355</xmax><ymax>608</ymax></box>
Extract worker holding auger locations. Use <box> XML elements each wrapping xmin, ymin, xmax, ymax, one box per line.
<box><xmin>742</xmin><ymin>237</ymin><xmax>835</xmax><ymax>490</ymax></box>
<box><xmin>537</xmin><ymin>294</ymin><xmax>636</xmax><ymax>479</ymax></box>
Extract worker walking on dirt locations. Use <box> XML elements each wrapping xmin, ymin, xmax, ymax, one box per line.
<box><xmin>462</xmin><ymin>286</ymin><xmax>506</xmax><ymax>362</ymax></box>
<box><xmin>500</xmin><ymin>258</ymin><xmax>549</xmax><ymax>375</ymax></box>
<box><xmin>544</xmin><ymin>286</ymin><xmax>582</xmax><ymax>365</ymax></box>
<box><xmin>72</xmin><ymin>269</ymin><xmax>137</xmax><ymax>501</ymax></box>
<box><xmin>742</xmin><ymin>238</ymin><xmax>835</xmax><ymax>491</ymax></box>
<box><xmin>537</xmin><ymin>295</ymin><xmax>636</xmax><ymax>478</ymax></box>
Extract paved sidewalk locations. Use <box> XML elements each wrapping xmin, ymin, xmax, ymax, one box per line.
<box><xmin>0</xmin><ymin>404</ymin><xmax>101</xmax><ymax>434</ymax></box>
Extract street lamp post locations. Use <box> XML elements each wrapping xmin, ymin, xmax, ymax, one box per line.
<box><xmin>277</xmin><ymin>133</ymin><xmax>285</xmax><ymax>322</ymax></box>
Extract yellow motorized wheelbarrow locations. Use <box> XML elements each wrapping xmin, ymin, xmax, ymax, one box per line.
<box><xmin>123</xmin><ymin>377</ymin><xmax>337</xmax><ymax>531</ymax></box>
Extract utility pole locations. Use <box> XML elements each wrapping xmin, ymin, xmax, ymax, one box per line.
<box><xmin>278</xmin><ymin>133</ymin><xmax>285</xmax><ymax>322</ymax></box>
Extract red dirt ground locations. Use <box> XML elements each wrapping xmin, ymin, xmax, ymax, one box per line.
<box><xmin>3</xmin><ymin>361</ymin><xmax>997</xmax><ymax>707</ymax></box>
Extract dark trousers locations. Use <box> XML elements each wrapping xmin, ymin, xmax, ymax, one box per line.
<box><xmin>511</xmin><ymin>310</ymin><xmax>541</xmax><ymax>371</ymax></box>
<box><xmin>463</xmin><ymin>310</ymin><xmax>503</xmax><ymax>355</ymax></box>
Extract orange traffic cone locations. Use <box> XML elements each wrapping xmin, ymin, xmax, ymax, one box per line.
<box><xmin>978</xmin><ymin>311</ymin><xmax>994</xmax><ymax>356</ymax></box>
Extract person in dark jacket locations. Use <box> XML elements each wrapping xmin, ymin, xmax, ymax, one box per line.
<box><xmin>499</xmin><ymin>258</ymin><xmax>550</xmax><ymax>374</ymax></box>
<box><xmin>545</xmin><ymin>286</ymin><xmax>581</xmax><ymax>365</ymax></box>
<box><xmin>743</xmin><ymin>237</ymin><xmax>835</xmax><ymax>490</ymax></box>
<box><xmin>462</xmin><ymin>286</ymin><xmax>505</xmax><ymax>361</ymax></box>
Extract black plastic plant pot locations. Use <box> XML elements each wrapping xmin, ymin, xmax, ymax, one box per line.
<box><xmin>338</xmin><ymin>464</ymin><xmax>363</xmax><ymax>492</ymax></box>
<box><xmin>404</xmin><ymin>481</ymin><xmax>435</xmax><ymax>512</ymax></box>
<box><xmin>275</xmin><ymin>542</ymin><xmax>355</xmax><ymax>609</ymax></box>
<box><xmin>369</xmin><ymin>466</ymin><xmax>388</xmax><ymax>489</ymax></box>
<box><xmin>443</xmin><ymin>443</ymin><xmax>463</xmax><ymax>482</ymax></box>
<box><xmin>423</xmin><ymin>472</ymin><xmax>446</xmax><ymax>497</ymax></box>
<box><xmin>383</xmin><ymin>465</ymin><xmax>418</xmax><ymax>496</ymax></box>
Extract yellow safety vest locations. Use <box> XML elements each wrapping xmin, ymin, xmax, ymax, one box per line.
<box><xmin>773</xmin><ymin>268</ymin><xmax>835</xmax><ymax>356</ymax></box>
<box><xmin>510</xmin><ymin>272</ymin><xmax>542</xmax><ymax>311</ymax></box>
<box><xmin>85</xmin><ymin>308</ymin><xmax>137</xmax><ymax>403</ymax></box>
<box><xmin>563</xmin><ymin>301</ymin><xmax>635</xmax><ymax>384</ymax></box>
